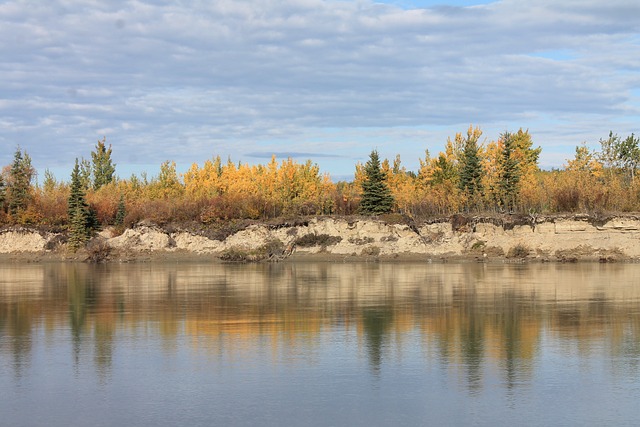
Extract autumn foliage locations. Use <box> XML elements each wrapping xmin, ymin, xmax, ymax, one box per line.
<box><xmin>2</xmin><ymin>128</ymin><xmax>640</xmax><ymax>230</ymax></box>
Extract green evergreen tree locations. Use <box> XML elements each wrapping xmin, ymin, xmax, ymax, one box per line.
<box><xmin>79</xmin><ymin>158</ymin><xmax>92</xmax><ymax>191</ymax></box>
<box><xmin>115</xmin><ymin>194</ymin><xmax>126</xmax><ymax>226</ymax></box>
<box><xmin>458</xmin><ymin>133</ymin><xmax>484</xmax><ymax>209</ymax></box>
<box><xmin>360</xmin><ymin>150</ymin><xmax>394</xmax><ymax>215</ymax></box>
<box><xmin>498</xmin><ymin>132</ymin><xmax>520</xmax><ymax>212</ymax></box>
<box><xmin>68</xmin><ymin>159</ymin><xmax>85</xmax><ymax>218</ymax></box>
<box><xmin>68</xmin><ymin>159</ymin><xmax>93</xmax><ymax>250</ymax></box>
<box><xmin>7</xmin><ymin>147</ymin><xmax>34</xmax><ymax>216</ymax></box>
<box><xmin>68</xmin><ymin>204</ymin><xmax>89</xmax><ymax>251</ymax></box>
<box><xmin>91</xmin><ymin>137</ymin><xmax>116</xmax><ymax>190</ymax></box>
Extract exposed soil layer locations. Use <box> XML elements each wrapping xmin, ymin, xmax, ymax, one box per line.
<box><xmin>2</xmin><ymin>214</ymin><xmax>639</xmax><ymax>263</ymax></box>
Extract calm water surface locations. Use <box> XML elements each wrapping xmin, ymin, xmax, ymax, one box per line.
<box><xmin>1</xmin><ymin>261</ymin><xmax>640</xmax><ymax>426</ymax></box>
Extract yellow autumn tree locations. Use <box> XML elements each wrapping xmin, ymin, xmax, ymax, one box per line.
<box><xmin>510</xmin><ymin>129</ymin><xmax>541</xmax><ymax>211</ymax></box>
<box><xmin>147</xmin><ymin>161</ymin><xmax>184</xmax><ymax>200</ymax></box>
<box><xmin>481</xmin><ymin>139</ymin><xmax>501</xmax><ymax>210</ymax></box>
<box><xmin>415</xmin><ymin>134</ymin><xmax>465</xmax><ymax>215</ymax></box>
<box><xmin>559</xmin><ymin>143</ymin><xmax>610</xmax><ymax>212</ymax></box>
<box><xmin>183</xmin><ymin>156</ymin><xmax>223</xmax><ymax>199</ymax></box>
<box><xmin>381</xmin><ymin>155</ymin><xmax>420</xmax><ymax>216</ymax></box>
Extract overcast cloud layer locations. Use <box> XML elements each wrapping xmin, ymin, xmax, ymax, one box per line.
<box><xmin>1</xmin><ymin>0</ymin><xmax>639</xmax><ymax>179</ymax></box>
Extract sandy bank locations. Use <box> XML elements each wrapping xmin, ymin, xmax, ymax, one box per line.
<box><xmin>1</xmin><ymin>214</ymin><xmax>639</xmax><ymax>263</ymax></box>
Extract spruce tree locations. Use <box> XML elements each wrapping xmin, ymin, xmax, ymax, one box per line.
<box><xmin>7</xmin><ymin>148</ymin><xmax>34</xmax><ymax>216</ymax></box>
<box><xmin>498</xmin><ymin>132</ymin><xmax>520</xmax><ymax>212</ymax></box>
<box><xmin>115</xmin><ymin>194</ymin><xmax>126</xmax><ymax>226</ymax></box>
<box><xmin>360</xmin><ymin>150</ymin><xmax>394</xmax><ymax>215</ymax></box>
<box><xmin>68</xmin><ymin>204</ymin><xmax>89</xmax><ymax>251</ymax></box>
<box><xmin>91</xmin><ymin>137</ymin><xmax>116</xmax><ymax>190</ymax></box>
<box><xmin>79</xmin><ymin>158</ymin><xmax>92</xmax><ymax>191</ymax></box>
<box><xmin>458</xmin><ymin>135</ymin><xmax>484</xmax><ymax>208</ymax></box>
<box><xmin>68</xmin><ymin>159</ymin><xmax>92</xmax><ymax>250</ymax></box>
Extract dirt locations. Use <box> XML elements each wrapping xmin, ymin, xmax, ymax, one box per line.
<box><xmin>2</xmin><ymin>214</ymin><xmax>640</xmax><ymax>263</ymax></box>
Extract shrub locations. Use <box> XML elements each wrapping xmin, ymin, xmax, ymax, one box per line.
<box><xmin>469</xmin><ymin>240</ymin><xmax>486</xmax><ymax>254</ymax></box>
<box><xmin>219</xmin><ymin>239</ymin><xmax>286</xmax><ymax>262</ymax></box>
<box><xmin>294</xmin><ymin>233</ymin><xmax>342</xmax><ymax>247</ymax></box>
<box><xmin>260</xmin><ymin>239</ymin><xmax>285</xmax><ymax>259</ymax></box>
<box><xmin>361</xmin><ymin>246</ymin><xmax>381</xmax><ymax>256</ymax></box>
<box><xmin>219</xmin><ymin>247</ymin><xmax>253</xmax><ymax>262</ymax></box>
<box><xmin>507</xmin><ymin>243</ymin><xmax>530</xmax><ymax>258</ymax></box>
<box><xmin>32</xmin><ymin>188</ymin><xmax>69</xmax><ymax>226</ymax></box>
<box><xmin>553</xmin><ymin>187</ymin><xmax>580</xmax><ymax>212</ymax></box>
<box><xmin>451</xmin><ymin>214</ymin><xmax>469</xmax><ymax>232</ymax></box>
<box><xmin>484</xmin><ymin>246</ymin><xmax>505</xmax><ymax>257</ymax></box>
<box><xmin>88</xmin><ymin>191</ymin><xmax>119</xmax><ymax>225</ymax></box>
<box><xmin>348</xmin><ymin>236</ymin><xmax>375</xmax><ymax>245</ymax></box>
<box><xmin>44</xmin><ymin>234</ymin><xmax>68</xmax><ymax>251</ymax></box>
<box><xmin>85</xmin><ymin>238</ymin><xmax>111</xmax><ymax>263</ymax></box>
<box><xmin>471</xmin><ymin>240</ymin><xmax>486</xmax><ymax>250</ymax></box>
<box><xmin>14</xmin><ymin>205</ymin><xmax>44</xmax><ymax>226</ymax></box>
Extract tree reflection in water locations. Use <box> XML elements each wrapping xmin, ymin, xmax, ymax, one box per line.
<box><xmin>1</xmin><ymin>261</ymin><xmax>640</xmax><ymax>394</ymax></box>
<box><xmin>361</xmin><ymin>306</ymin><xmax>393</xmax><ymax>374</ymax></box>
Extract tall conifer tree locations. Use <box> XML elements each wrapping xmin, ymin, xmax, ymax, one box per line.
<box><xmin>360</xmin><ymin>150</ymin><xmax>394</xmax><ymax>215</ymax></box>
<box><xmin>498</xmin><ymin>132</ymin><xmax>520</xmax><ymax>212</ymax></box>
<box><xmin>458</xmin><ymin>133</ymin><xmax>484</xmax><ymax>209</ymax></box>
<box><xmin>7</xmin><ymin>147</ymin><xmax>34</xmax><ymax>216</ymax></box>
<box><xmin>68</xmin><ymin>159</ymin><xmax>92</xmax><ymax>250</ymax></box>
<box><xmin>91</xmin><ymin>137</ymin><xmax>116</xmax><ymax>190</ymax></box>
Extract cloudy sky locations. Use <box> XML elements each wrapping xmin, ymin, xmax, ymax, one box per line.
<box><xmin>1</xmin><ymin>0</ymin><xmax>639</xmax><ymax>181</ymax></box>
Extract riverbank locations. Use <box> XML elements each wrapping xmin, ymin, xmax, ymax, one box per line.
<box><xmin>1</xmin><ymin>214</ymin><xmax>639</xmax><ymax>263</ymax></box>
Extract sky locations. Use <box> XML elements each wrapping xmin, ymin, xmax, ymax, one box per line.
<box><xmin>1</xmin><ymin>0</ymin><xmax>639</xmax><ymax>182</ymax></box>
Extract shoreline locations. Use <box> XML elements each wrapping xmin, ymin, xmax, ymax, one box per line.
<box><xmin>0</xmin><ymin>250</ymin><xmax>625</xmax><ymax>264</ymax></box>
<box><xmin>2</xmin><ymin>213</ymin><xmax>640</xmax><ymax>264</ymax></box>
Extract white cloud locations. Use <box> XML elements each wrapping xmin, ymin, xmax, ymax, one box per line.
<box><xmin>0</xmin><ymin>0</ymin><xmax>638</xmax><ymax>176</ymax></box>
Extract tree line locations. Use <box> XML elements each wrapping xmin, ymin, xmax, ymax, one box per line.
<box><xmin>1</xmin><ymin>127</ymin><xmax>640</xmax><ymax>247</ymax></box>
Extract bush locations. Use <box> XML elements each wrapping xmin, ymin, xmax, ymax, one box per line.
<box><xmin>219</xmin><ymin>247</ymin><xmax>252</xmax><ymax>262</ymax></box>
<box><xmin>348</xmin><ymin>236</ymin><xmax>374</xmax><ymax>245</ymax></box>
<box><xmin>14</xmin><ymin>206</ymin><xmax>44</xmax><ymax>226</ymax></box>
<box><xmin>451</xmin><ymin>214</ymin><xmax>470</xmax><ymax>232</ymax></box>
<box><xmin>219</xmin><ymin>239</ymin><xmax>286</xmax><ymax>262</ymax></box>
<box><xmin>507</xmin><ymin>243</ymin><xmax>530</xmax><ymax>258</ymax></box>
<box><xmin>85</xmin><ymin>238</ymin><xmax>111</xmax><ymax>263</ymax></box>
<box><xmin>361</xmin><ymin>246</ymin><xmax>381</xmax><ymax>256</ymax></box>
<box><xmin>88</xmin><ymin>191</ymin><xmax>119</xmax><ymax>225</ymax></box>
<box><xmin>294</xmin><ymin>233</ymin><xmax>342</xmax><ymax>247</ymax></box>
<box><xmin>470</xmin><ymin>240</ymin><xmax>486</xmax><ymax>253</ymax></box>
<box><xmin>44</xmin><ymin>234</ymin><xmax>68</xmax><ymax>251</ymax></box>
<box><xmin>260</xmin><ymin>239</ymin><xmax>285</xmax><ymax>259</ymax></box>
<box><xmin>553</xmin><ymin>187</ymin><xmax>580</xmax><ymax>212</ymax></box>
<box><xmin>484</xmin><ymin>246</ymin><xmax>505</xmax><ymax>257</ymax></box>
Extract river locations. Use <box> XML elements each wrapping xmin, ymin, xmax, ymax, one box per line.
<box><xmin>1</xmin><ymin>261</ymin><xmax>639</xmax><ymax>426</ymax></box>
